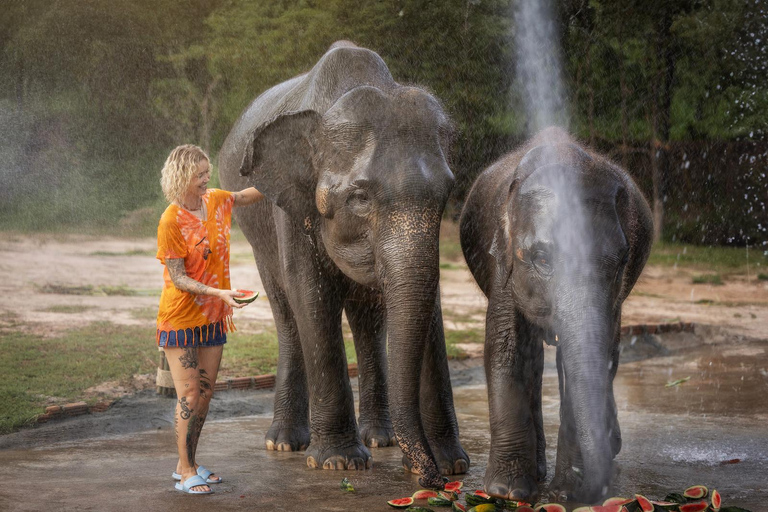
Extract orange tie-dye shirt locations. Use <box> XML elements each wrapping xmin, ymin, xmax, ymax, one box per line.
<box><xmin>156</xmin><ymin>188</ymin><xmax>236</xmax><ymax>345</ymax></box>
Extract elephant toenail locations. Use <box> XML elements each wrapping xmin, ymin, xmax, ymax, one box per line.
<box><xmin>306</xmin><ymin>456</ymin><xmax>317</xmax><ymax>468</ymax></box>
<box><xmin>277</xmin><ymin>443</ymin><xmax>290</xmax><ymax>452</ymax></box>
<box><xmin>265</xmin><ymin>440</ymin><xmax>275</xmax><ymax>451</ymax></box>
<box><xmin>369</xmin><ymin>439</ymin><xmax>379</xmax><ymax>448</ymax></box>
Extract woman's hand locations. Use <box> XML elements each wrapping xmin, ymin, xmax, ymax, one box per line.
<box><xmin>217</xmin><ymin>289</ymin><xmax>248</xmax><ymax>309</ymax></box>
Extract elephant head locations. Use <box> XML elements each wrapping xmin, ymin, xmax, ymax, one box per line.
<box><xmin>239</xmin><ymin>84</ymin><xmax>456</xmax><ymax>486</ymax></box>
<box><xmin>491</xmin><ymin>136</ymin><xmax>652</xmax><ymax>501</ymax></box>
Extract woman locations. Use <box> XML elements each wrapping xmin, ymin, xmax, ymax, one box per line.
<box><xmin>156</xmin><ymin>144</ymin><xmax>263</xmax><ymax>494</ymax></box>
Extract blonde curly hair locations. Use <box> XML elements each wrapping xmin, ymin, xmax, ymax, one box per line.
<box><xmin>160</xmin><ymin>144</ymin><xmax>211</xmax><ymax>204</ymax></box>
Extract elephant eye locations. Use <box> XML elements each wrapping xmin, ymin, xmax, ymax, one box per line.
<box><xmin>532</xmin><ymin>250</ymin><xmax>553</xmax><ymax>276</ymax></box>
<box><xmin>346</xmin><ymin>188</ymin><xmax>372</xmax><ymax>217</ymax></box>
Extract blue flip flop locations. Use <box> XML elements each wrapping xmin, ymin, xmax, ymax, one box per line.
<box><xmin>175</xmin><ymin>474</ymin><xmax>213</xmax><ymax>494</ymax></box>
<box><xmin>172</xmin><ymin>465</ymin><xmax>222</xmax><ymax>484</ymax></box>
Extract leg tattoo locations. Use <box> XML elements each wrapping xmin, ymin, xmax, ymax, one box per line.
<box><xmin>179</xmin><ymin>396</ymin><xmax>192</xmax><ymax>420</ymax></box>
<box><xmin>179</xmin><ymin>347</ymin><xmax>199</xmax><ymax>370</ymax></box>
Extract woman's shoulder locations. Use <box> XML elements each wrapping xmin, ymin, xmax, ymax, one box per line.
<box><xmin>158</xmin><ymin>204</ymin><xmax>181</xmax><ymax>228</ymax></box>
<box><xmin>206</xmin><ymin>188</ymin><xmax>235</xmax><ymax>208</ymax></box>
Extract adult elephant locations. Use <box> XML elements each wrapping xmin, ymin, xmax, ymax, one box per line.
<box><xmin>460</xmin><ymin>127</ymin><xmax>653</xmax><ymax>503</ymax></box>
<box><xmin>218</xmin><ymin>41</ymin><xmax>468</xmax><ymax>488</ymax></box>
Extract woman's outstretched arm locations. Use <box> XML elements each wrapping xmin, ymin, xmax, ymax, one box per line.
<box><xmin>232</xmin><ymin>187</ymin><xmax>264</xmax><ymax>207</ymax></box>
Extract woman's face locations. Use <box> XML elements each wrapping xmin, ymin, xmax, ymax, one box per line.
<box><xmin>187</xmin><ymin>159</ymin><xmax>211</xmax><ymax>198</ymax></box>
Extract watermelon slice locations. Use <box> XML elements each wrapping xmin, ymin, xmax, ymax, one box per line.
<box><xmin>233</xmin><ymin>289</ymin><xmax>259</xmax><ymax>304</ymax></box>
<box><xmin>412</xmin><ymin>490</ymin><xmax>440</xmax><ymax>500</ymax></box>
<box><xmin>445</xmin><ymin>481</ymin><xmax>464</xmax><ymax>493</ymax></box>
<box><xmin>683</xmin><ymin>485</ymin><xmax>708</xmax><ymax>500</ymax></box>
<box><xmin>711</xmin><ymin>489</ymin><xmax>721</xmax><ymax>511</ymax></box>
<box><xmin>452</xmin><ymin>503</ymin><xmax>467</xmax><ymax>512</ymax></box>
<box><xmin>387</xmin><ymin>497</ymin><xmax>414</xmax><ymax>508</ymax></box>
<box><xmin>635</xmin><ymin>494</ymin><xmax>654</xmax><ymax>512</ymax></box>
<box><xmin>603</xmin><ymin>498</ymin><xmax>633</xmax><ymax>507</ymax></box>
<box><xmin>679</xmin><ymin>502</ymin><xmax>708</xmax><ymax>512</ymax></box>
<box><xmin>534</xmin><ymin>504</ymin><xmax>567</xmax><ymax>512</ymax></box>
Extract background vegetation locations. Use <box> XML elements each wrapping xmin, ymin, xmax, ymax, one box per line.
<box><xmin>0</xmin><ymin>0</ymin><xmax>765</xmax><ymax>245</ymax></box>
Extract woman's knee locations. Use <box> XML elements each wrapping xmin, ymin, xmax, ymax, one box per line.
<box><xmin>176</xmin><ymin>386</ymin><xmax>203</xmax><ymax>413</ymax></box>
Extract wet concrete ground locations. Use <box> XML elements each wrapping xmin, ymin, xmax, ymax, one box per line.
<box><xmin>1</xmin><ymin>328</ymin><xmax>766</xmax><ymax>511</ymax></box>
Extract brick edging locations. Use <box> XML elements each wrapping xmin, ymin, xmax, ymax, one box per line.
<box><xmin>34</xmin><ymin>322</ymin><xmax>696</xmax><ymax>426</ymax></box>
<box><xmin>35</xmin><ymin>363</ymin><xmax>360</xmax><ymax>425</ymax></box>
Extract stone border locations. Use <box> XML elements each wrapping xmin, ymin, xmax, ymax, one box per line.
<box><xmin>35</xmin><ymin>363</ymin><xmax>360</xmax><ymax>425</ymax></box>
<box><xmin>35</xmin><ymin>322</ymin><xmax>697</xmax><ymax>425</ymax></box>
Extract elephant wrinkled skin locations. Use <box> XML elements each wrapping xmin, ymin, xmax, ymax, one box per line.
<box><xmin>460</xmin><ymin>127</ymin><xmax>653</xmax><ymax>503</ymax></box>
<box><xmin>218</xmin><ymin>42</ymin><xmax>468</xmax><ymax>488</ymax></box>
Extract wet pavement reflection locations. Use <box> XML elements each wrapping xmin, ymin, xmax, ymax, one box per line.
<box><xmin>0</xmin><ymin>330</ymin><xmax>765</xmax><ymax>511</ymax></box>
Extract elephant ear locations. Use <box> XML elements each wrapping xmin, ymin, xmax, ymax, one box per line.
<box><xmin>489</xmin><ymin>176</ymin><xmax>521</xmax><ymax>289</ymax></box>
<box><xmin>239</xmin><ymin>110</ymin><xmax>323</xmax><ymax>229</ymax></box>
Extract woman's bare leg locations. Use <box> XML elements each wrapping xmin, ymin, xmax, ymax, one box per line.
<box><xmin>165</xmin><ymin>345</ymin><xmax>210</xmax><ymax>492</ymax></box>
<box><xmin>188</xmin><ymin>345</ymin><xmax>224</xmax><ymax>481</ymax></box>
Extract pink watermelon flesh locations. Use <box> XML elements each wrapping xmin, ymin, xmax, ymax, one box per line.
<box><xmin>412</xmin><ymin>490</ymin><xmax>439</xmax><ymax>500</ymax></box>
<box><xmin>233</xmin><ymin>289</ymin><xmax>258</xmax><ymax>304</ymax></box>
<box><xmin>445</xmin><ymin>481</ymin><xmax>463</xmax><ymax>492</ymax></box>
<box><xmin>679</xmin><ymin>502</ymin><xmax>709</xmax><ymax>512</ymax></box>
<box><xmin>387</xmin><ymin>497</ymin><xmax>414</xmax><ymax>508</ymax></box>
<box><xmin>635</xmin><ymin>494</ymin><xmax>654</xmax><ymax>512</ymax></box>
<box><xmin>683</xmin><ymin>485</ymin><xmax>708</xmax><ymax>499</ymax></box>
<box><xmin>603</xmin><ymin>498</ymin><xmax>633</xmax><ymax>506</ymax></box>
<box><xmin>711</xmin><ymin>489</ymin><xmax>722</xmax><ymax>510</ymax></box>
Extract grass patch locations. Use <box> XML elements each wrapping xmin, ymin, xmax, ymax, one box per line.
<box><xmin>37</xmin><ymin>283</ymin><xmax>160</xmax><ymax>297</ymax></box>
<box><xmin>89</xmin><ymin>250</ymin><xmax>155</xmax><ymax>257</ymax></box>
<box><xmin>0</xmin><ymin>322</ymin><xmax>157</xmax><ymax>434</ymax></box>
<box><xmin>37</xmin><ymin>305</ymin><xmax>95</xmax><ymax>314</ymax></box>
<box><xmin>130</xmin><ymin>307</ymin><xmax>158</xmax><ymax>321</ymax></box>
<box><xmin>221</xmin><ymin>329</ymin><xmax>357</xmax><ymax>377</ymax></box>
<box><xmin>440</xmin><ymin>220</ymin><xmax>464</xmax><ymax>262</ymax></box>
<box><xmin>648</xmin><ymin>242</ymin><xmax>767</xmax><ymax>273</ymax></box>
<box><xmin>691</xmin><ymin>274</ymin><xmax>723</xmax><ymax>285</ymax></box>
<box><xmin>440</xmin><ymin>262</ymin><xmax>466</xmax><ymax>270</ymax></box>
<box><xmin>758</xmin><ymin>273</ymin><xmax>768</xmax><ymax>281</ymax></box>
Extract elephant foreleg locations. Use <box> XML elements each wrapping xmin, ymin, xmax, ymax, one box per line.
<box><xmin>262</xmin><ymin>269</ymin><xmax>310</xmax><ymax>452</ymax></box>
<box><xmin>483</xmin><ymin>296</ymin><xmax>540</xmax><ymax>502</ymax></box>
<box><xmin>344</xmin><ymin>290</ymin><xmax>395</xmax><ymax>448</ymax></box>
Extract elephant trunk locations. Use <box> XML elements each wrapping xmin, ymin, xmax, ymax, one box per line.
<box><xmin>379</xmin><ymin>208</ymin><xmax>443</xmax><ymax>488</ymax></box>
<box><xmin>555</xmin><ymin>290</ymin><xmax>615</xmax><ymax>502</ymax></box>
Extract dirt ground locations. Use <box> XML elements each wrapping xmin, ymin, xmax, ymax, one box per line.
<box><xmin>2</xmin><ymin>232</ymin><xmax>767</xmax><ymax>339</ymax></box>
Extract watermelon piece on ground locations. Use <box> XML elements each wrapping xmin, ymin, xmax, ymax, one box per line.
<box><xmin>683</xmin><ymin>485</ymin><xmax>708</xmax><ymax>500</ymax></box>
<box><xmin>679</xmin><ymin>501</ymin><xmax>709</xmax><ymax>512</ymax></box>
<box><xmin>387</xmin><ymin>497</ymin><xmax>414</xmax><ymax>508</ymax></box>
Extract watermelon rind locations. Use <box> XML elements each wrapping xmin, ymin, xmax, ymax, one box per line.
<box><xmin>651</xmin><ymin>501</ymin><xmax>681</xmax><ymax>510</ymax></box>
<box><xmin>683</xmin><ymin>485</ymin><xmax>708</xmax><ymax>500</ymax></box>
<box><xmin>413</xmin><ymin>490</ymin><xmax>440</xmax><ymax>500</ymax></box>
<box><xmin>439</xmin><ymin>491</ymin><xmax>459</xmax><ymax>501</ymax></box>
<box><xmin>428</xmin><ymin>496</ymin><xmax>453</xmax><ymax>507</ymax></box>
<box><xmin>452</xmin><ymin>502</ymin><xmax>467</xmax><ymax>512</ymax></box>
<box><xmin>515</xmin><ymin>507</ymin><xmax>535</xmax><ymax>512</ymax></box>
<box><xmin>603</xmin><ymin>498</ymin><xmax>633</xmax><ymax>507</ymax></box>
<box><xmin>466</xmin><ymin>493</ymin><xmax>495</xmax><ymax>507</ymax></box>
<box><xmin>467</xmin><ymin>504</ymin><xmax>497</xmax><ymax>512</ymax></box>
<box><xmin>233</xmin><ymin>289</ymin><xmax>259</xmax><ymax>304</ymax></box>
<box><xmin>408</xmin><ymin>507</ymin><xmax>437</xmax><ymax>512</ymax></box>
<box><xmin>679</xmin><ymin>501</ymin><xmax>708</xmax><ymax>512</ymax></box>
<box><xmin>534</xmin><ymin>504</ymin><xmax>567</xmax><ymax>512</ymax></box>
<box><xmin>635</xmin><ymin>494</ymin><xmax>654</xmax><ymax>512</ymax></box>
<box><xmin>711</xmin><ymin>489</ymin><xmax>721</xmax><ymax>511</ymax></box>
<box><xmin>387</xmin><ymin>497</ymin><xmax>415</xmax><ymax>508</ymax></box>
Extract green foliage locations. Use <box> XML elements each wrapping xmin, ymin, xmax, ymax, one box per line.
<box><xmin>0</xmin><ymin>323</ymin><xmax>157</xmax><ymax>434</ymax></box>
<box><xmin>0</xmin><ymin>0</ymin><xmax>764</xmax><ymax>243</ymax></box>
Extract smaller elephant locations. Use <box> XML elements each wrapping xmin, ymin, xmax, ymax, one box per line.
<box><xmin>460</xmin><ymin>127</ymin><xmax>653</xmax><ymax>503</ymax></box>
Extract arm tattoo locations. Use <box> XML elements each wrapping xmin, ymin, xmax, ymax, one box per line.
<box><xmin>167</xmin><ymin>258</ymin><xmax>214</xmax><ymax>296</ymax></box>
